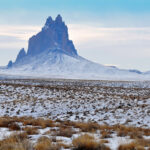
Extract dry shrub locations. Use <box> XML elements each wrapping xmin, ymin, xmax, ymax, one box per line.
<box><xmin>73</xmin><ymin>122</ymin><xmax>99</xmax><ymax>132</ymax></box>
<box><xmin>99</xmin><ymin>125</ymin><xmax>114</xmax><ymax>131</ymax></box>
<box><xmin>0</xmin><ymin>132</ymin><xmax>28</xmax><ymax>145</ymax></box>
<box><xmin>6</xmin><ymin>116</ymin><xmax>55</xmax><ymax>129</ymax></box>
<box><xmin>135</xmin><ymin>146</ymin><xmax>146</xmax><ymax>150</ymax></box>
<box><xmin>117</xmin><ymin>130</ymin><xmax>128</xmax><ymax>137</ymax></box>
<box><xmin>23</xmin><ymin>127</ymin><xmax>39</xmax><ymax>135</ymax></box>
<box><xmin>55</xmin><ymin>127</ymin><xmax>76</xmax><ymax>137</ymax></box>
<box><xmin>0</xmin><ymin>140</ymin><xmax>32</xmax><ymax>150</ymax></box>
<box><xmin>99</xmin><ymin>124</ymin><xmax>148</xmax><ymax>139</ymax></box>
<box><xmin>118</xmin><ymin>143</ymin><xmax>136</xmax><ymax>150</ymax></box>
<box><xmin>134</xmin><ymin>139</ymin><xmax>150</xmax><ymax>147</ymax></box>
<box><xmin>22</xmin><ymin>117</ymin><xmax>55</xmax><ymax>128</ymax></box>
<box><xmin>61</xmin><ymin>120</ymin><xmax>75</xmax><ymax>127</ymax></box>
<box><xmin>129</xmin><ymin>132</ymin><xmax>143</xmax><ymax>139</ymax></box>
<box><xmin>100</xmin><ymin>140</ymin><xmax>109</xmax><ymax>144</ymax></box>
<box><xmin>118</xmin><ymin>140</ymin><xmax>148</xmax><ymax>150</ymax></box>
<box><xmin>0</xmin><ymin>132</ymin><xmax>32</xmax><ymax>150</ymax></box>
<box><xmin>34</xmin><ymin>136</ymin><xmax>59</xmax><ymax>150</ymax></box>
<box><xmin>57</xmin><ymin>142</ymin><xmax>71</xmax><ymax>149</ymax></box>
<box><xmin>100</xmin><ymin>130</ymin><xmax>112</xmax><ymax>139</ymax></box>
<box><xmin>9</xmin><ymin>123</ymin><xmax>21</xmax><ymax>131</ymax></box>
<box><xmin>72</xmin><ymin>134</ymin><xmax>111</xmax><ymax>150</ymax></box>
<box><xmin>0</xmin><ymin>117</ymin><xmax>14</xmax><ymax>128</ymax></box>
<box><xmin>116</xmin><ymin>125</ymin><xmax>143</xmax><ymax>139</ymax></box>
<box><xmin>142</xmin><ymin>128</ymin><xmax>150</xmax><ymax>136</ymax></box>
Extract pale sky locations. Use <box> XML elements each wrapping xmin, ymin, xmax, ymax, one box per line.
<box><xmin>0</xmin><ymin>0</ymin><xmax>150</xmax><ymax>71</ymax></box>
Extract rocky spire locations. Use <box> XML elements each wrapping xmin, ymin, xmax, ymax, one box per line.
<box><xmin>7</xmin><ymin>60</ymin><xmax>13</xmax><ymax>68</ymax></box>
<box><xmin>45</xmin><ymin>16</ymin><xmax>53</xmax><ymax>27</ymax></box>
<box><xmin>55</xmin><ymin>14</ymin><xmax>63</xmax><ymax>23</ymax></box>
<box><xmin>27</xmin><ymin>15</ymin><xmax>78</xmax><ymax>57</ymax></box>
<box><xmin>16</xmin><ymin>48</ymin><xmax>26</xmax><ymax>62</ymax></box>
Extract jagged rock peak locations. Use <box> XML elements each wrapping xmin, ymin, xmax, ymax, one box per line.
<box><xmin>45</xmin><ymin>16</ymin><xmax>53</xmax><ymax>26</ymax></box>
<box><xmin>27</xmin><ymin>15</ymin><xmax>78</xmax><ymax>57</ymax></box>
<box><xmin>7</xmin><ymin>60</ymin><xmax>13</xmax><ymax>68</ymax></box>
<box><xmin>16</xmin><ymin>48</ymin><xmax>26</xmax><ymax>62</ymax></box>
<box><xmin>55</xmin><ymin>14</ymin><xmax>63</xmax><ymax>23</ymax></box>
<box><xmin>44</xmin><ymin>15</ymin><xmax>63</xmax><ymax>26</ymax></box>
<box><xmin>43</xmin><ymin>15</ymin><xmax>64</xmax><ymax>30</ymax></box>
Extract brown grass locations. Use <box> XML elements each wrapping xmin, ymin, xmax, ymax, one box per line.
<box><xmin>116</xmin><ymin>125</ymin><xmax>143</xmax><ymax>139</ymax></box>
<box><xmin>54</xmin><ymin>127</ymin><xmax>76</xmax><ymax>137</ymax></box>
<box><xmin>57</xmin><ymin>142</ymin><xmax>71</xmax><ymax>149</ymax></box>
<box><xmin>118</xmin><ymin>139</ymin><xmax>150</xmax><ymax>150</ymax></box>
<box><xmin>23</xmin><ymin>127</ymin><xmax>39</xmax><ymax>135</ymax></box>
<box><xmin>72</xmin><ymin>122</ymin><xmax>99</xmax><ymax>132</ymax></box>
<box><xmin>100</xmin><ymin>139</ymin><xmax>109</xmax><ymax>144</ymax></box>
<box><xmin>0</xmin><ymin>116</ymin><xmax>149</xmax><ymax>150</ymax></box>
<box><xmin>100</xmin><ymin>130</ymin><xmax>112</xmax><ymax>139</ymax></box>
<box><xmin>72</xmin><ymin>134</ymin><xmax>111</xmax><ymax>150</ymax></box>
<box><xmin>0</xmin><ymin>132</ymin><xmax>32</xmax><ymax>150</ymax></box>
<box><xmin>9</xmin><ymin>123</ymin><xmax>21</xmax><ymax>131</ymax></box>
<box><xmin>22</xmin><ymin>117</ymin><xmax>55</xmax><ymax>128</ymax></box>
<box><xmin>0</xmin><ymin>117</ymin><xmax>14</xmax><ymax>128</ymax></box>
<box><xmin>118</xmin><ymin>142</ymin><xmax>145</xmax><ymax>150</ymax></box>
<box><xmin>134</xmin><ymin>139</ymin><xmax>150</xmax><ymax>147</ymax></box>
<box><xmin>34</xmin><ymin>136</ymin><xmax>60</xmax><ymax>150</ymax></box>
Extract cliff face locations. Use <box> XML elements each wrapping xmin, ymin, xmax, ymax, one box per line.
<box><xmin>7</xmin><ymin>48</ymin><xmax>26</xmax><ymax>68</ymax></box>
<box><xmin>15</xmin><ymin>48</ymin><xmax>26</xmax><ymax>62</ymax></box>
<box><xmin>27</xmin><ymin>15</ymin><xmax>77</xmax><ymax>57</ymax></box>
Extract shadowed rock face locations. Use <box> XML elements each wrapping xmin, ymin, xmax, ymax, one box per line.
<box><xmin>27</xmin><ymin>15</ymin><xmax>77</xmax><ymax>57</ymax></box>
<box><xmin>7</xmin><ymin>48</ymin><xmax>26</xmax><ymax>68</ymax></box>
<box><xmin>15</xmin><ymin>48</ymin><xmax>26</xmax><ymax>62</ymax></box>
<box><xmin>7</xmin><ymin>60</ymin><xmax>13</xmax><ymax>68</ymax></box>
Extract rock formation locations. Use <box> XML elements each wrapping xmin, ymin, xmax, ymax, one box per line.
<box><xmin>27</xmin><ymin>14</ymin><xmax>77</xmax><ymax>57</ymax></box>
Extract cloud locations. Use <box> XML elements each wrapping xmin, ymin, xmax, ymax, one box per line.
<box><xmin>68</xmin><ymin>24</ymin><xmax>150</xmax><ymax>44</ymax></box>
<box><xmin>0</xmin><ymin>25</ymin><xmax>41</xmax><ymax>49</ymax></box>
<box><xmin>1</xmin><ymin>24</ymin><xmax>150</xmax><ymax>48</ymax></box>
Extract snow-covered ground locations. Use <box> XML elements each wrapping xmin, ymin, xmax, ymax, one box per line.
<box><xmin>0</xmin><ymin>78</ymin><xmax>150</xmax><ymax>149</ymax></box>
<box><xmin>0</xmin><ymin>79</ymin><xmax>150</xmax><ymax>128</ymax></box>
<box><xmin>0</xmin><ymin>118</ymin><xmax>135</xmax><ymax>150</ymax></box>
